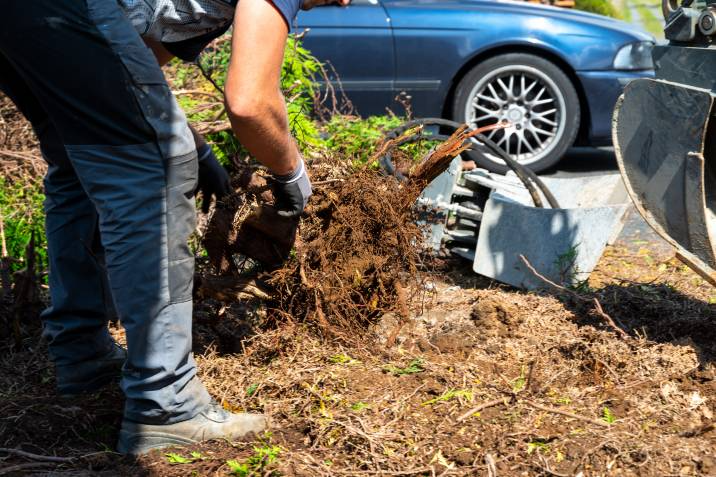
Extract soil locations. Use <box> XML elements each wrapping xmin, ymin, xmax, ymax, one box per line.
<box><xmin>2</xmin><ymin>232</ymin><xmax>715</xmax><ymax>476</ymax></box>
<box><xmin>1</xmin><ymin>95</ymin><xmax>715</xmax><ymax>476</ymax></box>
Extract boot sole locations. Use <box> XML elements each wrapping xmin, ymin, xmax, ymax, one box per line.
<box><xmin>117</xmin><ymin>430</ymin><xmax>198</xmax><ymax>455</ymax></box>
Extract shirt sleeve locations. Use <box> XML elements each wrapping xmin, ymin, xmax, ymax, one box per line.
<box><xmin>267</xmin><ymin>0</ymin><xmax>303</xmax><ymax>29</ymax></box>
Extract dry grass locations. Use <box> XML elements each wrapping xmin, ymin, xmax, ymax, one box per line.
<box><xmin>2</xmin><ymin>243</ymin><xmax>716</xmax><ymax>476</ymax></box>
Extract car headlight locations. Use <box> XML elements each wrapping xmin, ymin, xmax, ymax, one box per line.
<box><xmin>613</xmin><ymin>41</ymin><xmax>654</xmax><ymax>70</ymax></box>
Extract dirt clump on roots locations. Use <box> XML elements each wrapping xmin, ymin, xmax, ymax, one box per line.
<box><xmin>202</xmin><ymin>125</ymin><xmax>481</xmax><ymax>339</ymax></box>
<box><xmin>269</xmin><ymin>168</ymin><xmax>421</xmax><ymax>335</ymax></box>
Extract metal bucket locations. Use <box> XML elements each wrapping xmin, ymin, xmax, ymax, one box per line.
<box><xmin>613</xmin><ymin>44</ymin><xmax>716</xmax><ymax>286</ymax></box>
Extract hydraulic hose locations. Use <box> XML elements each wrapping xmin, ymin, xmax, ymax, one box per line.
<box><xmin>379</xmin><ymin>118</ymin><xmax>559</xmax><ymax>209</ymax></box>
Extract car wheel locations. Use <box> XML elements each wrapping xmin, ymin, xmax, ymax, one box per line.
<box><xmin>452</xmin><ymin>53</ymin><xmax>580</xmax><ymax>174</ymax></box>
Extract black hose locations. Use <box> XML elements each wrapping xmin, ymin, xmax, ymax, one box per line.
<box><xmin>379</xmin><ymin>118</ymin><xmax>559</xmax><ymax>209</ymax></box>
<box><xmin>471</xmin><ymin>134</ymin><xmax>560</xmax><ymax>209</ymax></box>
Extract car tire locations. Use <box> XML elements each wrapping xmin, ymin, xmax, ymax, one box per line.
<box><xmin>452</xmin><ymin>53</ymin><xmax>580</xmax><ymax>174</ymax></box>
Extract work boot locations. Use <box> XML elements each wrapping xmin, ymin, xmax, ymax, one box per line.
<box><xmin>56</xmin><ymin>342</ymin><xmax>126</xmax><ymax>396</ymax></box>
<box><xmin>116</xmin><ymin>401</ymin><xmax>268</xmax><ymax>455</ymax></box>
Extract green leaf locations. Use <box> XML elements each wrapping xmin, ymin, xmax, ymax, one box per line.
<box><xmin>330</xmin><ymin>353</ymin><xmax>360</xmax><ymax>365</ymax></box>
<box><xmin>422</xmin><ymin>388</ymin><xmax>473</xmax><ymax>406</ymax></box>
<box><xmin>350</xmin><ymin>401</ymin><xmax>370</xmax><ymax>412</ymax></box>
<box><xmin>226</xmin><ymin>459</ymin><xmax>249</xmax><ymax>477</ymax></box>
<box><xmin>602</xmin><ymin>406</ymin><xmax>617</xmax><ymax>424</ymax></box>
<box><xmin>165</xmin><ymin>452</ymin><xmax>192</xmax><ymax>464</ymax></box>
<box><xmin>527</xmin><ymin>441</ymin><xmax>550</xmax><ymax>455</ymax></box>
<box><xmin>246</xmin><ymin>383</ymin><xmax>259</xmax><ymax>397</ymax></box>
<box><xmin>383</xmin><ymin>358</ymin><xmax>425</xmax><ymax>376</ymax></box>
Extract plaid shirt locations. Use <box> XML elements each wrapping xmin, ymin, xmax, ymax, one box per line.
<box><xmin>120</xmin><ymin>0</ymin><xmax>236</xmax><ymax>43</ymax></box>
<box><xmin>119</xmin><ymin>0</ymin><xmax>302</xmax><ymax>44</ymax></box>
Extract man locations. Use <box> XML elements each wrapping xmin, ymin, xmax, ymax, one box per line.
<box><xmin>0</xmin><ymin>0</ymin><xmax>347</xmax><ymax>456</ymax></box>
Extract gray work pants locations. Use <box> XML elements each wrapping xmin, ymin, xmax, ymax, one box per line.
<box><xmin>0</xmin><ymin>0</ymin><xmax>210</xmax><ymax>423</ymax></box>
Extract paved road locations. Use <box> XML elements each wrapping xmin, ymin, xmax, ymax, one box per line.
<box><xmin>545</xmin><ymin>147</ymin><xmax>618</xmax><ymax>177</ymax></box>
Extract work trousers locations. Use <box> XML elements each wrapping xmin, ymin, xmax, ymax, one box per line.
<box><xmin>0</xmin><ymin>0</ymin><xmax>210</xmax><ymax>423</ymax></box>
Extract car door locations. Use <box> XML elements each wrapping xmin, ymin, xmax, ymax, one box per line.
<box><xmin>295</xmin><ymin>0</ymin><xmax>395</xmax><ymax>116</ymax></box>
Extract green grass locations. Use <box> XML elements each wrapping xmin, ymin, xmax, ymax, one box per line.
<box><xmin>602</xmin><ymin>406</ymin><xmax>617</xmax><ymax>424</ymax></box>
<box><xmin>634</xmin><ymin>1</ymin><xmax>664</xmax><ymax>37</ymax></box>
<box><xmin>226</xmin><ymin>441</ymin><xmax>282</xmax><ymax>476</ymax></box>
<box><xmin>421</xmin><ymin>388</ymin><xmax>474</xmax><ymax>406</ymax></box>
<box><xmin>575</xmin><ymin>0</ymin><xmax>619</xmax><ymax>18</ymax></box>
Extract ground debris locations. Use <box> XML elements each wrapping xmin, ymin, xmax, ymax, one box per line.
<box><xmin>2</xmin><ymin>91</ymin><xmax>716</xmax><ymax>476</ymax></box>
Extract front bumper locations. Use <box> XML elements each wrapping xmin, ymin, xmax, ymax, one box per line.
<box><xmin>577</xmin><ymin>69</ymin><xmax>655</xmax><ymax>146</ymax></box>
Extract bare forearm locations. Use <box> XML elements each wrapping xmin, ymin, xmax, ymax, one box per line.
<box><xmin>226</xmin><ymin>88</ymin><xmax>298</xmax><ymax>175</ymax></box>
<box><xmin>224</xmin><ymin>0</ymin><xmax>300</xmax><ymax>176</ymax></box>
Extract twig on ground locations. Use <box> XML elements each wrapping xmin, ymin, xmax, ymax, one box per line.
<box><xmin>312</xmin><ymin>179</ymin><xmax>345</xmax><ymax>186</ymax></box>
<box><xmin>679</xmin><ymin>421</ymin><xmax>714</xmax><ymax>438</ymax></box>
<box><xmin>523</xmin><ymin>400</ymin><xmax>610</xmax><ymax>428</ymax></box>
<box><xmin>537</xmin><ymin>453</ymin><xmax>571</xmax><ymax>477</ymax></box>
<box><xmin>0</xmin><ymin>149</ymin><xmax>38</xmax><ymax>161</ymax></box>
<box><xmin>519</xmin><ymin>254</ymin><xmax>628</xmax><ymax>338</ymax></box>
<box><xmin>485</xmin><ymin>453</ymin><xmax>498</xmax><ymax>477</ymax></box>
<box><xmin>591</xmin><ymin>297</ymin><xmax>628</xmax><ymax>338</ymax></box>
<box><xmin>0</xmin><ymin>448</ymin><xmax>74</xmax><ymax>463</ymax></box>
<box><xmin>0</xmin><ymin>462</ymin><xmax>56</xmax><ymax>475</ymax></box>
<box><xmin>457</xmin><ymin>398</ymin><xmax>507</xmax><ymax>422</ymax></box>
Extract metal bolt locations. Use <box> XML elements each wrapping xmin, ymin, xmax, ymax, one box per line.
<box><xmin>699</xmin><ymin>10</ymin><xmax>716</xmax><ymax>36</ymax></box>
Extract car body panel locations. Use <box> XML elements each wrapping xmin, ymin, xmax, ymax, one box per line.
<box><xmin>296</xmin><ymin>0</ymin><xmax>654</xmax><ymax>144</ymax></box>
<box><xmin>297</xmin><ymin>0</ymin><xmax>396</xmax><ymax>113</ymax></box>
<box><xmin>577</xmin><ymin>69</ymin><xmax>653</xmax><ymax>144</ymax></box>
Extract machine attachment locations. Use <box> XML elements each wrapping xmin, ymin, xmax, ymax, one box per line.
<box><xmin>614</xmin><ymin>1</ymin><xmax>716</xmax><ymax>285</ymax></box>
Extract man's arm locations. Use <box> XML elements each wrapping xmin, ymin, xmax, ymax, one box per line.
<box><xmin>224</xmin><ymin>0</ymin><xmax>298</xmax><ymax>175</ymax></box>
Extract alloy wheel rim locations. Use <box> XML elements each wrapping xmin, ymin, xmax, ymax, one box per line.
<box><xmin>464</xmin><ymin>65</ymin><xmax>567</xmax><ymax>166</ymax></box>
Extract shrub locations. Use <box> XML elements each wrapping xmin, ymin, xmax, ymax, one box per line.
<box><xmin>188</xmin><ymin>34</ymin><xmax>324</xmax><ymax>158</ymax></box>
<box><xmin>0</xmin><ymin>175</ymin><xmax>46</xmax><ymax>273</ymax></box>
<box><xmin>323</xmin><ymin>115</ymin><xmax>404</xmax><ymax>167</ymax></box>
<box><xmin>574</xmin><ymin>0</ymin><xmax>620</xmax><ymax>18</ymax></box>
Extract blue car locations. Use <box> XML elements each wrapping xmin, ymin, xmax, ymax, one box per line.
<box><xmin>297</xmin><ymin>0</ymin><xmax>654</xmax><ymax>172</ymax></box>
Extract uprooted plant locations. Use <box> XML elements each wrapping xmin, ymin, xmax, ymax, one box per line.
<box><xmin>201</xmin><ymin>124</ymin><xmax>502</xmax><ymax>339</ymax></box>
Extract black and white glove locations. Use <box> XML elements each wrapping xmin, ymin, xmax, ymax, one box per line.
<box><xmin>272</xmin><ymin>158</ymin><xmax>312</xmax><ymax>218</ymax></box>
<box><xmin>196</xmin><ymin>143</ymin><xmax>231</xmax><ymax>213</ymax></box>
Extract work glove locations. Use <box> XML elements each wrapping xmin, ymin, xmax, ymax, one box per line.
<box><xmin>196</xmin><ymin>143</ymin><xmax>231</xmax><ymax>213</ymax></box>
<box><xmin>272</xmin><ymin>157</ymin><xmax>312</xmax><ymax>218</ymax></box>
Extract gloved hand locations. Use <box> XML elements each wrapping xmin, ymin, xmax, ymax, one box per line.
<box><xmin>196</xmin><ymin>143</ymin><xmax>231</xmax><ymax>213</ymax></box>
<box><xmin>272</xmin><ymin>157</ymin><xmax>312</xmax><ymax>218</ymax></box>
